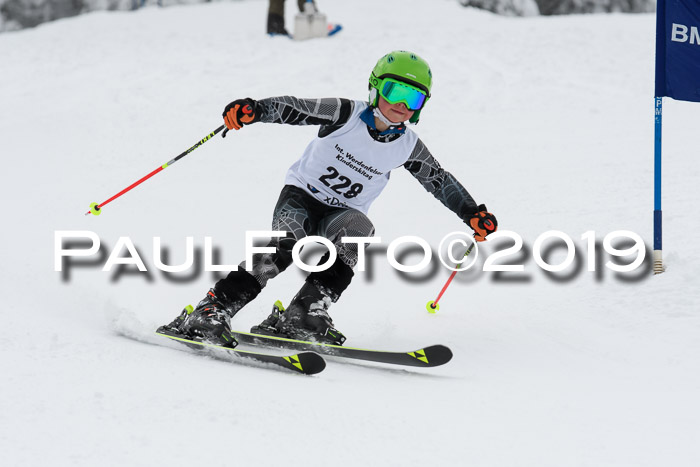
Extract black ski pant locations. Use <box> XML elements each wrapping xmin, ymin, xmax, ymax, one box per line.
<box><xmin>214</xmin><ymin>185</ymin><xmax>375</xmax><ymax>312</ymax></box>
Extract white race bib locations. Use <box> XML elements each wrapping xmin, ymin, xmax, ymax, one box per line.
<box><xmin>285</xmin><ymin>102</ymin><xmax>418</xmax><ymax>213</ymax></box>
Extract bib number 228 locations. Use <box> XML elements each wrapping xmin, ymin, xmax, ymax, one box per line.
<box><xmin>318</xmin><ymin>166</ymin><xmax>364</xmax><ymax>199</ymax></box>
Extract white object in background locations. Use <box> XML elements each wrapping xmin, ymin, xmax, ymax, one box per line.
<box><xmin>294</xmin><ymin>1</ymin><xmax>327</xmax><ymax>40</ymax></box>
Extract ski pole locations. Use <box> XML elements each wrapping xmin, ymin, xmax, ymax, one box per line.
<box><xmin>426</xmin><ymin>241</ymin><xmax>476</xmax><ymax>313</ymax></box>
<box><xmin>84</xmin><ymin>125</ymin><xmax>225</xmax><ymax>216</ymax></box>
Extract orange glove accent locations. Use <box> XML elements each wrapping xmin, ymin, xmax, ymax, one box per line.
<box><xmin>222</xmin><ymin>98</ymin><xmax>259</xmax><ymax>131</ymax></box>
<box><xmin>467</xmin><ymin>204</ymin><xmax>498</xmax><ymax>242</ymax></box>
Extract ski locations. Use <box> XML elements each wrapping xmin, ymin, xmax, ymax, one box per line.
<box><xmin>229</xmin><ymin>330</ymin><xmax>453</xmax><ymax>368</ymax></box>
<box><xmin>282</xmin><ymin>24</ymin><xmax>342</xmax><ymax>40</ymax></box>
<box><xmin>155</xmin><ymin>329</ymin><xmax>326</xmax><ymax>375</ymax></box>
<box><xmin>327</xmin><ymin>24</ymin><xmax>342</xmax><ymax>36</ymax></box>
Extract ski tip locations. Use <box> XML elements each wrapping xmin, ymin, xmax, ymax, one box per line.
<box><xmin>290</xmin><ymin>351</ymin><xmax>326</xmax><ymax>375</ymax></box>
<box><xmin>416</xmin><ymin>345</ymin><xmax>453</xmax><ymax>367</ymax></box>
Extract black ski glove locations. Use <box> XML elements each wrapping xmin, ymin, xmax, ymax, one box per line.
<box><xmin>467</xmin><ymin>204</ymin><xmax>498</xmax><ymax>242</ymax></box>
<box><xmin>222</xmin><ymin>98</ymin><xmax>260</xmax><ymax>136</ymax></box>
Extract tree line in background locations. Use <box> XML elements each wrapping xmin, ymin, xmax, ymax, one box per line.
<box><xmin>0</xmin><ymin>0</ymin><xmax>656</xmax><ymax>33</ymax></box>
<box><xmin>460</xmin><ymin>0</ymin><xmax>654</xmax><ymax>16</ymax></box>
<box><xmin>0</xmin><ymin>0</ymin><xmax>199</xmax><ymax>31</ymax></box>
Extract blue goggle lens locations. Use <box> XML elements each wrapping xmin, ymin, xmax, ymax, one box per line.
<box><xmin>380</xmin><ymin>80</ymin><xmax>427</xmax><ymax>111</ymax></box>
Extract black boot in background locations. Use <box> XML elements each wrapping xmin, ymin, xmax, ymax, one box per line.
<box><xmin>267</xmin><ymin>12</ymin><xmax>288</xmax><ymax>36</ymax></box>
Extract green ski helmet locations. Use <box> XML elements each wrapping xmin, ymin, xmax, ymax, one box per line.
<box><xmin>368</xmin><ymin>50</ymin><xmax>432</xmax><ymax>124</ymax></box>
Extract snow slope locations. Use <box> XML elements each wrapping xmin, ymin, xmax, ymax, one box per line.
<box><xmin>1</xmin><ymin>1</ymin><xmax>699</xmax><ymax>466</ymax></box>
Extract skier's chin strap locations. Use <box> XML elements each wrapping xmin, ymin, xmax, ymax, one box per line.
<box><xmin>360</xmin><ymin>106</ymin><xmax>406</xmax><ymax>136</ymax></box>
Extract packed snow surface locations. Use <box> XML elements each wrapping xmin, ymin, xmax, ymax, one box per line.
<box><xmin>1</xmin><ymin>0</ymin><xmax>699</xmax><ymax>465</ymax></box>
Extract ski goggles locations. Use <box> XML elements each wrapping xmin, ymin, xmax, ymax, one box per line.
<box><xmin>378</xmin><ymin>78</ymin><xmax>428</xmax><ymax>111</ymax></box>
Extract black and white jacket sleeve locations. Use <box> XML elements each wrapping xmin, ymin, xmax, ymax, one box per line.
<box><xmin>404</xmin><ymin>138</ymin><xmax>478</xmax><ymax>223</ymax></box>
<box><xmin>257</xmin><ymin>96</ymin><xmax>354</xmax><ymax>127</ymax></box>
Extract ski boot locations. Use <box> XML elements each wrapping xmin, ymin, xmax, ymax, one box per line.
<box><xmin>157</xmin><ymin>289</ymin><xmax>237</xmax><ymax>347</ymax></box>
<box><xmin>274</xmin><ymin>281</ymin><xmax>346</xmax><ymax>345</ymax></box>
<box><xmin>251</xmin><ymin>300</ymin><xmax>286</xmax><ymax>336</ymax></box>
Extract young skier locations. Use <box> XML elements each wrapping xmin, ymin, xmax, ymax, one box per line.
<box><xmin>158</xmin><ymin>50</ymin><xmax>498</xmax><ymax>346</ymax></box>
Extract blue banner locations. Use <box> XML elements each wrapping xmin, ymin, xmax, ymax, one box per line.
<box><xmin>655</xmin><ymin>0</ymin><xmax>700</xmax><ymax>102</ymax></box>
